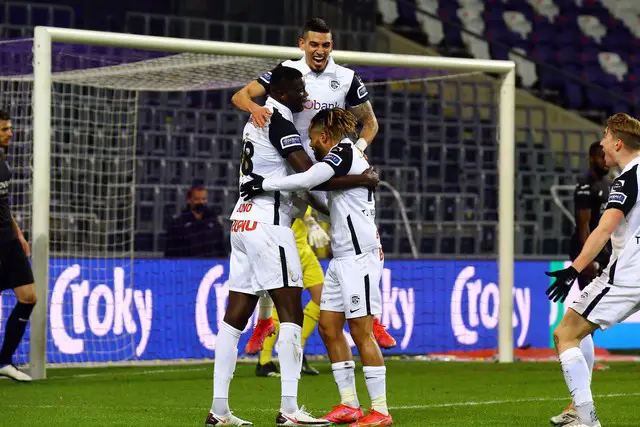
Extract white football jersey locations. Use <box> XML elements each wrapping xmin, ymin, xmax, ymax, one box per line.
<box><xmin>601</xmin><ymin>155</ymin><xmax>640</xmax><ymax>285</ymax></box>
<box><xmin>321</xmin><ymin>139</ymin><xmax>381</xmax><ymax>258</ymax></box>
<box><xmin>257</xmin><ymin>55</ymin><xmax>370</xmax><ymax>160</ymax></box>
<box><xmin>230</xmin><ymin>97</ymin><xmax>304</xmax><ymax>226</ymax></box>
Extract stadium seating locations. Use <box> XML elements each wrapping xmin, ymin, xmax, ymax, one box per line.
<box><xmin>0</xmin><ymin>0</ymin><xmax>618</xmax><ymax>257</ymax></box>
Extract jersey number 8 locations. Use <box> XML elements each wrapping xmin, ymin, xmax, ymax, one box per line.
<box><xmin>241</xmin><ymin>139</ymin><xmax>254</xmax><ymax>175</ymax></box>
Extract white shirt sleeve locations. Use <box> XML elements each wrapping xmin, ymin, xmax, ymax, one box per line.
<box><xmin>262</xmin><ymin>162</ymin><xmax>336</xmax><ymax>192</ymax></box>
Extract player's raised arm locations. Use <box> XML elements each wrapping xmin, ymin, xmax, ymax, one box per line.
<box><xmin>346</xmin><ymin>72</ymin><xmax>378</xmax><ymax>152</ymax></box>
<box><xmin>231</xmin><ymin>77</ymin><xmax>270</xmax><ymax>127</ymax></box>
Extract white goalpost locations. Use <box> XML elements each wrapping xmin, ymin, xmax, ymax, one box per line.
<box><xmin>20</xmin><ymin>26</ymin><xmax>515</xmax><ymax>379</ymax></box>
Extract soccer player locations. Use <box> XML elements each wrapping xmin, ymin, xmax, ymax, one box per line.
<box><xmin>207</xmin><ymin>66</ymin><xmax>376</xmax><ymax>426</ymax></box>
<box><xmin>550</xmin><ymin>142</ymin><xmax>611</xmax><ymax>426</ymax></box>
<box><xmin>0</xmin><ymin>109</ymin><xmax>37</xmax><ymax>382</ymax></box>
<box><xmin>240</xmin><ymin>108</ymin><xmax>393</xmax><ymax>427</ymax></box>
<box><xmin>232</xmin><ymin>17</ymin><xmax>396</xmax><ymax>366</ymax></box>
<box><xmin>545</xmin><ymin>113</ymin><xmax>640</xmax><ymax>427</ymax></box>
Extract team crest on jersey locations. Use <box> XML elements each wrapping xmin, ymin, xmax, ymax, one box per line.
<box><xmin>330</xmin><ymin>79</ymin><xmax>340</xmax><ymax>91</ymax></box>
<box><xmin>351</xmin><ymin>294</ymin><xmax>360</xmax><ymax>306</ymax></box>
<box><xmin>323</xmin><ymin>152</ymin><xmax>342</xmax><ymax>166</ymax></box>
<box><xmin>613</xmin><ymin>180</ymin><xmax>625</xmax><ymax>190</ymax></box>
<box><xmin>280</xmin><ymin>134</ymin><xmax>302</xmax><ymax>149</ymax></box>
<box><xmin>608</xmin><ymin>191</ymin><xmax>627</xmax><ymax>204</ymax></box>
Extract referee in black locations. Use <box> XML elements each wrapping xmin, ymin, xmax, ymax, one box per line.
<box><xmin>570</xmin><ymin>141</ymin><xmax>611</xmax><ymax>288</ymax></box>
<box><xmin>0</xmin><ymin>109</ymin><xmax>37</xmax><ymax>382</ymax></box>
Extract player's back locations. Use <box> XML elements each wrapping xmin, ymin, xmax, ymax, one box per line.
<box><xmin>230</xmin><ymin>97</ymin><xmax>304</xmax><ymax>227</ymax></box>
<box><xmin>322</xmin><ymin>139</ymin><xmax>380</xmax><ymax>258</ymax></box>
<box><xmin>602</xmin><ymin>156</ymin><xmax>640</xmax><ymax>284</ymax></box>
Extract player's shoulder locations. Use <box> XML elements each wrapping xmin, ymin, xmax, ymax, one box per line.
<box><xmin>323</xmin><ymin>141</ymin><xmax>354</xmax><ymax>168</ymax></box>
<box><xmin>333</xmin><ymin>62</ymin><xmax>357</xmax><ymax>80</ymax></box>
<box><xmin>281</xmin><ymin>58</ymin><xmax>307</xmax><ymax>72</ymax></box>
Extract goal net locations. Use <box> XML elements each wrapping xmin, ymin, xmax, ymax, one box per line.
<box><xmin>0</xmin><ymin>28</ymin><xmax>516</xmax><ymax>377</ymax></box>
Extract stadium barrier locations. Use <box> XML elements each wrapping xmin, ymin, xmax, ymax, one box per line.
<box><xmin>1</xmin><ymin>259</ymin><xmax>636</xmax><ymax>364</ymax></box>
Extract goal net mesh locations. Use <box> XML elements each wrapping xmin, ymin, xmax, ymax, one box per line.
<box><xmin>0</xmin><ymin>38</ymin><xmax>507</xmax><ymax>366</ymax></box>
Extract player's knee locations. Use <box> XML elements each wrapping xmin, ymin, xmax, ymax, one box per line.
<box><xmin>349</xmin><ymin>323</ymin><xmax>373</xmax><ymax>348</ymax></box>
<box><xmin>318</xmin><ymin>320</ymin><xmax>340</xmax><ymax>343</ymax></box>
<box><xmin>16</xmin><ymin>285</ymin><xmax>37</xmax><ymax>305</ymax></box>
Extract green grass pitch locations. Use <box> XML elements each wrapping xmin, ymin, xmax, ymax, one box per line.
<box><xmin>1</xmin><ymin>361</ymin><xmax>639</xmax><ymax>426</ymax></box>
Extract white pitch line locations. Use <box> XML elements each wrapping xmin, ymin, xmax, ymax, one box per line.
<box><xmin>3</xmin><ymin>391</ymin><xmax>640</xmax><ymax>413</ymax></box>
<box><xmin>387</xmin><ymin>391</ymin><xmax>640</xmax><ymax>410</ymax></box>
<box><xmin>47</xmin><ymin>366</ymin><xmax>210</xmax><ymax>380</ymax></box>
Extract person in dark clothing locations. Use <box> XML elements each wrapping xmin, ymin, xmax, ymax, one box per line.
<box><xmin>569</xmin><ymin>142</ymin><xmax>612</xmax><ymax>291</ymax></box>
<box><xmin>164</xmin><ymin>181</ymin><xmax>228</xmax><ymax>258</ymax></box>
<box><xmin>0</xmin><ymin>109</ymin><xmax>37</xmax><ymax>382</ymax></box>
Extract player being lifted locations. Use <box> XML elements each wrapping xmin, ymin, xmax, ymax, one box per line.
<box><xmin>232</xmin><ymin>18</ymin><xmax>395</xmax><ymax>375</ymax></box>
<box><xmin>207</xmin><ymin>67</ymin><xmax>378</xmax><ymax>426</ymax></box>
<box><xmin>0</xmin><ymin>109</ymin><xmax>37</xmax><ymax>382</ymax></box>
<box><xmin>545</xmin><ymin>113</ymin><xmax>640</xmax><ymax>427</ymax></box>
<box><xmin>550</xmin><ymin>142</ymin><xmax>611</xmax><ymax>427</ymax></box>
<box><xmin>241</xmin><ymin>108</ymin><xmax>393</xmax><ymax>427</ymax></box>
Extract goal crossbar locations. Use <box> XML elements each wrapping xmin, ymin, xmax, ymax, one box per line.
<box><xmin>29</xmin><ymin>26</ymin><xmax>516</xmax><ymax>380</ymax></box>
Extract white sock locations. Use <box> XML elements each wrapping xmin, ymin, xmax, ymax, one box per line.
<box><xmin>278</xmin><ymin>322</ymin><xmax>303</xmax><ymax>414</ymax></box>
<box><xmin>559</xmin><ymin>347</ymin><xmax>598</xmax><ymax>425</ymax></box>
<box><xmin>332</xmin><ymin>360</ymin><xmax>359</xmax><ymax>408</ymax></box>
<box><xmin>580</xmin><ymin>334</ymin><xmax>595</xmax><ymax>383</ymax></box>
<box><xmin>211</xmin><ymin>322</ymin><xmax>241</xmax><ymax>416</ymax></box>
<box><xmin>363</xmin><ymin>366</ymin><xmax>388</xmax><ymax>415</ymax></box>
<box><xmin>258</xmin><ymin>296</ymin><xmax>274</xmax><ymax>320</ymax></box>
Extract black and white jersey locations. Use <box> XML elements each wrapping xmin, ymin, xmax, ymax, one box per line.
<box><xmin>230</xmin><ymin>97</ymin><xmax>304</xmax><ymax>226</ymax></box>
<box><xmin>322</xmin><ymin>139</ymin><xmax>380</xmax><ymax>258</ymax></box>
<box><xmin>257</xmin><ymin>55</ymin><xmax>370</xmax><ymax>160</ymax></box>
<box><xmin>0</xmin><ymin>154</ymin><xmax>15</xmax><ymax>243</ymax></box>
<box><xmin>602</xmin><ymin>155</ymin><xmax>640</xmax><ymax>284</ymax></box>
<box><xmin>570</xmin><ymin>172</ymin><xmax>611</xmax><ymax>263</ymax></box>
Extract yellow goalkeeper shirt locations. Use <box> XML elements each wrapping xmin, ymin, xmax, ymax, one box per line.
<box><xmin>292</xmin><ymin>207</ymin><xmax>312</xmax><ymax>248</ymax></box>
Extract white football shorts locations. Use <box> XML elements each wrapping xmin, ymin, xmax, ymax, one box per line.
<box><xmin>570</xmin><ymin>273</ymin><xmax>640</xmax><ymax>330</ymax></box>
<box><xmin>228</xmin><ymin>220</ymin><xmax>303</xmax><ymax>296</ymax></box>
<box><xmin>321</xmin><ymin>248</ymin><xmax>383</xmax><ymax>319</ymax></box>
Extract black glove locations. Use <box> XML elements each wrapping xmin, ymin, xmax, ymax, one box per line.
<box><xmin>545</xmin><ymin>266</ymin><xmax>579</xmax><ymax>303</ymax></box>
<box><xmin>240</xmin><ymin>173</ymin><xmax>265</xmax><ymax>201</ymax></box>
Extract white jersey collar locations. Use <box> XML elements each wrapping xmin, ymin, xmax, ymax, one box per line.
<box><xmin>265</xmin><ymin>97</ymin><xmax>294</xmax><ymax>121</ymax></box>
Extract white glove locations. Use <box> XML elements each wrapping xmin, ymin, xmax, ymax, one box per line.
<box><xmin>305</xmin><ymin>216</ymin><xmax>330</xmax><ymax>248</ymax></box>
<box><xmin>355</xmin><ymin>137</ymin><xmax>368</xmax><ymax>152</ymax></box>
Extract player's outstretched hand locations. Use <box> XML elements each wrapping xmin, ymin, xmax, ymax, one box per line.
<box><xmin>362</xmin><ymin>166</ymin><xmax>380</xmax><ymax>191</ymax></box>
<box><xmin>240</xmin><ymin>173</ymin><xmax>266</xmax><ymax>200</ymax></box>
<box><xmin>249</xmin><ymin>106</ymin><xmax>272</xmax><ymax>128</ymax></box>
<box><xmin>545</xmin><ymin>266</ymin><xmax>579</xmax><ymax>303</ymax></box>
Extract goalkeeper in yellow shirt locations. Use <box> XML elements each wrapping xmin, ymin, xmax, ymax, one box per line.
<box><xmin>250</xmin><ymin>207</ymin><xmax>329</xmax><ymax>377</ymax></box>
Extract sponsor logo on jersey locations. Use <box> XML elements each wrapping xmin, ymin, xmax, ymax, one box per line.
<box><xmin>355</xmin><ymin>74</ymin><xmax>368</xmax><ymax>99</ymax></box>
<box><xmin>330</xmin><ymin>79</ymin><xmax>340</xmax><ymax>91</ymax></box>
<box><xmin>280</xmin><ymin>134</ymin><xmax>302</xmax><ymax>149</ymax></box>
<box><xmin>304</xmin><ymin>99</ymin><xmax>339</xmax><ymax>110</ymax></box>
<box><xmin>323</xmin><ymin>152</ymin><xmax>342</xmax><ymax>166</ymax></box>
<box><xmin>613</xmin><ymin>180</ymin><xmax>625</xmax><ymax>190</ymax></box>
<box><xmin>608</xmin><ymin>191</ymin><xmax>627</xmax><ymax>204</ymax></box>
<box><xmin>260</xmin><ymin>71</ymin><xmax>272</xmax><ymax>83</ymax></box>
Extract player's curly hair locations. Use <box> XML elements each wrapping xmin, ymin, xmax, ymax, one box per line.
<box><xmin>606</xmin><ymin>113</ymin><xmax>640</xmax><ymax>151</ymax></box>
<box><xmin>309</xmin><ymin>107</ymin><xmax>357</xmax><ymax>142</ymax></box>
<box><xmin>0</xmin><ymin>109</ymin><xmax>9</xmax><ymax>121</ymax></box>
